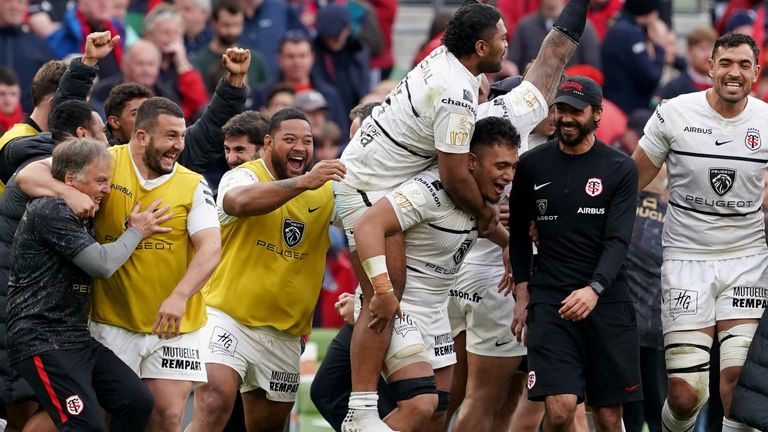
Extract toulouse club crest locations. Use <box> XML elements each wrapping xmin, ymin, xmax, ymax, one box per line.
<box><xmin>585</xmin><ymin>178</ymin><xmax>603</xmax><ymax>197</ymax></box>
<box><xmin>745</xmin><ymin>128</ymin><xmax>761</xmax><ymax>151</ymax></box>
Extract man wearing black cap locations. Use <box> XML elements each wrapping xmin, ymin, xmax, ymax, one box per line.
<box><xmin>509</xmin><ymin>75</ymin><xmax>640</xmax><ymax>432</ymax></box>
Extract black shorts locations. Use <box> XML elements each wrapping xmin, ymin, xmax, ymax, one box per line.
<box><xmin>12</xmin><ymin>341</ymin><xmax>153</xmax><ymax>431</ymax></box>
<box><xmin>525</xmin><ymin>302</ymin><xmax>642</xmax><ymax>406</ymax></box>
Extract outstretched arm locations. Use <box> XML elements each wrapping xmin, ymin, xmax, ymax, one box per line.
<box><xmin>524</xmin><ymin>0</ymin><xmax>589</xmax><ymax>104</ymax></box>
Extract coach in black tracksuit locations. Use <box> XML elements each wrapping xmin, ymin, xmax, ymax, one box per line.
<box><xmin>509</xmin><ymin>76</ymin><xmax>641</xmax><ymax>431</ymax></box>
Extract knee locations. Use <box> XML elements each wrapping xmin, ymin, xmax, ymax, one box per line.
<box><xmin>398</xmin><ymin>393</ymin><xmax>438</xmax><ymax>424</ymax></box>
<box><xmin>544</xmin><ymin>398</ymin><xmax>576</xmax><ymax>429</ymax></box>
<box><xmin>591</xmin><ymin>407</ymin><xmax>622</xmax><ymax>431</ymax></box>
<box><xmin>128</xmin><ymin>387</ymin><xmax>155</xmax><ymax>419</ymax></box>
<box><xmin>667</xmin><ymin>378</ymin><xmax>703</xmax><ymax>416</ymax></box>
<box><xmin>150</xmin><ymin>398</ymin><xmax>186</xmax><ymax>429</ymax></box>
<box><xmin>194</xmin><ymin>383</ymin><xmax>236</xmax><ymax>417</ymax></box>
<box><xmin>665</xmin><ymin>331</ymin><xmax>712</xmax><ymax>417</ymax></box>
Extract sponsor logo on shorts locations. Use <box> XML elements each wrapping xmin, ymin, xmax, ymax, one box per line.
<box><xmin>434</xmin><ymin>333</ymin><xmax>454</xmax><ymax>357</ymax></box>
<box><xmin>624</xmin><ymin>384</ymin><xmax>641</xmax><ymax>393</ymax></box>
<box><xmin>269</xmin><ymin>371</ymin><xmax>299</xmax><ymax>394</ymax></box>
<box><xmin>709</xmin><ymin>168</ymin><xmax>736</xmax><ymax>197</ymax></box>
<box><xmin>527</xmin><ymin>371</ymin><xmax>536</xmax><ymax>390</ymax></box>
<box><xmin>393</xmin><ymin>313</ymin><xmax>418</xmax><ymax>338</ymax></box>
<box><xmin>160</xmin><ymin>346</ymin><xmax>202</xmax><ymax>371</ymax></box>
<box><xmin>667</xmin><ymin>288</ymin><xmax>698</xmax><ymax>321</ymax></box>
<box><xmin>65</xmin><ymin>395</ymin><xmax>84</xmax><ymax>415</ymax></box>
<box><xmin>208</xmin><ymin>326</ymin><xmax>238</xmax><ymax>356</ymax></box>
<box><xmin>495</xmin><ymin>339</ymin><xmax>513</xmax><ymax>347</ymax></box>
<box><xmin>731</xmin><ymin>286</ymin><xmax>768</xmax><ymax>308</ymax></box>
<box><xmin>282</xmin><ymin>218</ymin><xmax>306</xmax><ymax>248</ymax></box>
<box><xmin>449</xmin><ymin>289</ymin><xmax>482</xmax><ymax>303</ymax></box>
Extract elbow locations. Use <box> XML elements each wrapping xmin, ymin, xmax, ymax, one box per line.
<box><xmin>223</xmin><ymin>195</ymin><xmax>246</xmax><ymax>217</ymax></box>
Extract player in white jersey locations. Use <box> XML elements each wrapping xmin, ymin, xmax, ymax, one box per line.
<box><xmin>346</xmin><ymin>117</ymin><xmax>519</xmax><ymax>432</ymax></box>
<box><xmin>338</xmin><ymin>1</ymin><xmax>591</xmax><ymax>428</ymax></box>
<box><xmin>633</xmin><ymin>33</ymin><xmax>768</xmax><ymax>432</ymax></box>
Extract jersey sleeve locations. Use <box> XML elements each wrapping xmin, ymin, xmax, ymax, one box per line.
<box><xmin>638</xmin><ymin>103</ymin><xmax>671</xmax><ymax>168</ymax></box>
<box><xmin>216</xmin><ymin>167</ymin><xmax>259</xmax><ymax>225</ymax></box>
<box><xmin>384</xmin><ymin>173</ymin><xmax>444</xmax><ymax>231</ymax></box>
<box><xmin>36</xmin><ymin>199</ymin><xmax>96</xmax><ymax>260</ymax></box>
<box><xmin>188</xmin><ymin>179</ymin><xmax>220</xmax><ymax>236</ymax></box>
<box><xmin>499</xmin><ymin>81</ymin><xmax>548</xmax><ymax>137</ymax></box>
<box><xmin>433</xmin><ymin>87</ymin><xmax>476</xmax><ymax>155</ymax></box>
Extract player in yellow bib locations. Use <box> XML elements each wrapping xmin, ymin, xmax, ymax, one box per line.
<box><xmin>17</xmin><ymin>97</ymin><xmax>223</xmax><ymax>432</ymax></box>
<box><xmin>185</xmin><ymin>108</ymin><xmax>345</xmax><ymax>432</ymax></box>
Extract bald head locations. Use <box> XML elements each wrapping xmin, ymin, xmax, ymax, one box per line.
<box><xmin>122</xmin><ymin>40</ymin><xmax>161</xmax><ymax>88</ymax></box>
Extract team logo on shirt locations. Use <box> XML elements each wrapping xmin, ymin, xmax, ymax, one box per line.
<box><xmin>453</xmin><ymin>239</ymin><xmax>473</xmax><ymax>265</ymax></box>
<box><xmin>282</xmin><ymin>218</ymin><xmax>305</xmax><ymax>248</ymax></box>
<box><xmin>709</xmin><ymin>168</ymin><xmax>736</xmax><ymax>197</ymax></box>
<box><xmin>585</xmin><ymin>178</ymin><xmax>603</xmax><ymax>197</ymax></box>
<box><xmin>527</xmin><ymin>371</ymin><xmax>536</xmax><ymax>390</ymax></box>
<box><xmin>745</xmin><ymin>128</ymin><xmax>761</xmax><ymax>151</ymax></box>
<box><xmin>536</xmin><ymin>199</ymin><xmax>547</xmax><ymax>215</ymax></box>
<box><xmin>65</xmin><ymin>395</ymin><xmax>84</xmax><ymax>415</ymax></box>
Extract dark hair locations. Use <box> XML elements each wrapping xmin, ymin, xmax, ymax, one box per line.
<box><xmin>52</xmin><ymin>137</ymin><xmax>111</xmax><ymax>182</ymax></box>
<box><xmin>279</xmin><ymin>30</ymin><xmax>312</xmax><ymax>54</ymax></box>
<box><xmin>470</xmin><ymin>116</ymin><xmax>520</xmax><ymax>151</ymax></box>
<box><xmin>349</xmin><ymin>102</ymin><xmax>380</xmax><ymax>123</ymax></box>
<box><xmin>267</xmin><ymin>83</ymin><xmax>296</xmax><ymax>103</ymax></box>
<box><xmin>104</xmin><ymin>83</ymin><xmax>153</xmax><ymax>119</ymax></box>
<box><xmin>49</xmin><ymin>100</ymin><xmax>97</xmax><ymax>144</ymax></box>
<box><xmin>0</xmin><ymin>67</ymin><xmax>19</xmax><ymax>87</ymax></box>
<box><xmin>134</xmin><ymin>97</ymin><xmax>184</xmax><ymax>133</ymax></box>
<box><xmin>268</xmin><ymin>108</ymin><xmax>309</xmax><ymax>135</ymax></box>
<box><xmin>713</xmin><ymin>32</ymin><xmax>760</xmax><ymax>63</ymax></box>
<box><xmin>222</xmin><ymin>110</ymin><xmax>269</xmax><ymax>148</ymax></box>
<box><xmin>212</xmin><ymin>0</ymin><xmax>241</xmax><ymax>20</ymax></box>
<box><xmin>441</xmin><ymin>1</ymin><xmax>501</xmax><ymax>58</ymax></box>
<box><xmin>30</xmin><ymin>60</ymin><xmax>67</xmax><ymax>107</ymax></box>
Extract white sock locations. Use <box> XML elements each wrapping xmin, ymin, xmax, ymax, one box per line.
<box><xmin>342</xmin><ymin>392</ymin><xmax>396</xmax><ymax>432</ymax></box>
<box><xmin>722</xmin><ymin>417</ymin><xmax>758</xmax><ymax>432</ymax></box>
<box><xmin>347</xmin><ymin>391</ymin><xmax>378</xmax><ymax>410</ymax></box>
<box><xmin>661</xmin><ymin>400</ymin><xmax>697</xmax><ymax>432</ymax></box>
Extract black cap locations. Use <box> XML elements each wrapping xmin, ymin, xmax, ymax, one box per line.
<box><xmin>489</xmin><ymin>75</ymin><xmax>523</xmax><ymax>101</ymax></box>
<box><xmin>624</xmin><ymin>0</ymin><xmax>660</xmax><ymax>17</ymax></box>
<box><xmin>553</xmin><ymin>76</ymin><xmax>602</xmax><ymax>110</ymax></box>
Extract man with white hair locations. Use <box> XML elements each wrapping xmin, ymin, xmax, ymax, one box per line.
<box><xmin>177</xmin><ymin>0</ymin><xmax>213</xmax><ymax>55</ymax></box>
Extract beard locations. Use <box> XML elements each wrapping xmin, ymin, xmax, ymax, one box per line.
<box><xmin>217</xmin><ymin>34</ymin><xmax>240</xmax><ymax>47</ymax></box>
<box><xmin>556</xmin><ymin>117</ymin><xmax>597</xmax><ymax>147</ymax></box>
<box><xmin>143</xmin><ymin>136</ymin><xmax>174</xmax><ymax>175</ymax></box>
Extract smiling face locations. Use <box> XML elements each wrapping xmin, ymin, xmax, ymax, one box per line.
<box><xmin>470</xmin><ymin>143</ymin><xmax>518</xmax><ymax>202</ymax></box>
<box><xmin>67</xmin><ymin>156</ymin><xmax>112</xmax><ymax>212</ymax></box>
<box><xmin>265</xmin><ymin>118</ymin><xmax>313</xmax><ymax>180</ymax></box>
<box><xmin>555</xmin><ymin>103</ymin><xmax>600</xmax><ymax>147</ymax></box>
<box><xmin>139</xmin><ymin>114</ymin><xmax>186</xmax><ymax>176</ymax></box>
<box><xmin>709</xmin><ymin>43</ymin><xmax>760</xmax><ymax>105</ymax></box>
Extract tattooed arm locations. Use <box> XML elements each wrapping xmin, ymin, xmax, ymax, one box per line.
<box><xmin>222</xmin><ymin>159</ymin><xmax>346</xmax><ymax>217</ymax></box>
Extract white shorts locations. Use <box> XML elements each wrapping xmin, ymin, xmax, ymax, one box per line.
<box><xmin>333</xmin><ymin>181</ymin><xmax>389</xmax><ymax>251</ymax></box>
<box><xmin>201</xmin><ymin>307</ymin><xmax>301</xmax><ymax>402</ymax></box>
<box><xmin>387</xmin><ymin>301</ymin><xmax>456</xmax><ymax>371</ymax></box>
<box><xmin>661</xmin><ymin>253</ymin><xmax>768</xmax><ymax>333</ymax></box>
<box><xmin>448</xmin><ymin>263</ymin><xmax>526</xmax><ymax>357</ymax></box>
<box><xmin>89</xmin><ymin>321</ymin><xmax>207</xmax><ymax>383</ymax></box>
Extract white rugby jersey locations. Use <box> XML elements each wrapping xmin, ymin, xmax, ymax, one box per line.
<box><xmin>464</xmin><ymin>82</ymin><xmax>548</xmax><ymax>266</ymax></box>
<box><xmin>385</xmin><ymin>168</ymin><xmax>478</xmax><ymax>306</ymax></box>
<box><xmin>341</xmin><ymin>46</ymin><xmax>482</xmax><ymax>192</ymax></box>
<box><xmin>640</xmin><ymin>91</ymin><xmax>768</xmax><ymax>260</ymax></box>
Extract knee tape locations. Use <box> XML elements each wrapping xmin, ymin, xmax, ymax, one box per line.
<box><xmin>664</xmin><ymin>331</ymin><xmax>713</xmax><ymax>412</ymax></box>
<box><xmin>384</xmin><ymin>343</ymin><xmax>429</xmax><ymax>378</ymax></box>
<box><xmin>436</xmin><ymin>391</ymin><xmax>451</xmax><ymax>413</ymax></box>
<box><xmin>388</xmin><ymin>376</ymin><xmax>437</xmax><ymax>402</ymax></box>
<box><xmin>718</xmin><ymin>323</ymin><xmax>757</xmax><ymax>371</ymax></box>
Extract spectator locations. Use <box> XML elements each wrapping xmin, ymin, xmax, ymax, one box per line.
<box><xmin>613</xmin><ymin>109</ymin><xmax>652</xmax><ymax>156</ymax></box>
<box><xmin>367</xmin><ymin>0</ymin><xmax>396</xmax><ymax>82</ymax></box>
<box><xmin>110</xmin><ymin>0</ymin><xmax>138</xmax><ymax>47</ymax></box>
<box><xmin>312</xmin><ymin>4</ymin><xmax>370</xmax><ymax>117</ymax></box>
<box><xmin>103</xmin><ymin>83</ymin><xmax>153</xmax><ymax>145</ymax></box>
<box><xmin>507</xmin><ymin>0</ymin><xmax>601</xmax><ymax>72</ymax></box>
<box><xmin>602</xmin><ymin>0</ymin><xmax>670</xmax><ymax>114</ymax></box>
<box><xmin>657</xmin><ymin>26</ymin><xmax>717</xmax><ymax>101</ymax></box>
<box><xmin>294</xmin><ymin>89</ymin><xmax>328</xmax><ymax>134</ymax></box>
<box><xmin>726</xmin><ymin>9</ymin><xmax>756</xmax><ymax>35</ymax></box>
<box><xmin>496</xmin><ymin>0</ymin><xmax>540</xmax><ymax>39</ymax></box>
<box><xmin>239</xmin><ymin>0</ymin><xmax>306</xmax><ymax>78</ymax></box>
<box><xmin>192</xmin><ymin>0</ymin><xmax>269</xmax><ymax>94</ymax></box>
<box><xmin>141</xmin><ymin>3</ymin><xmax>209</xmax><ymax>119</ymax></box>
<box><xmin>411</xmin><ymin>10</ymin><xmax>452</xmax><ymax>66</ymax></box>
<box><xmin>587</xmin><ymin>0</ymin><xmax>622</xmax><ymax>40</ymax></box>
<box><xmin>176</xmin><ymin>0</ymin><xmax>213</xmax><ymax>56</ymax></box>
<box><xmin>260</xmin><ymin>83</ymin><xmax>294</xmax><ymax>118</ymax></box>
<box><xmin>27</xmin><ymin>0</ymin><xmax>74</xmax><ymax>37</ymax></box>
<box><xmin>0</xmin><ymin>0</ymin><xmax>56</xmax><ymax>114</ymax></box>
<box><xmin>46</xmin><ymin>0</ymin><xmax>123</xmax><ymax>80</ymax></box>
<box><xmin>252</xmin><ymin>32</ymin><xmax>347</xmax><ymax>134</ymax></box>
<box><xmin>314</xmin><ymin>121</ymin><xmax>343</xmax><ymax>163</ymax></box>
<box><xmin>0</xmin><ymin>68</ymin><xmax>22</xmax><ymax>135</ymax></box>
